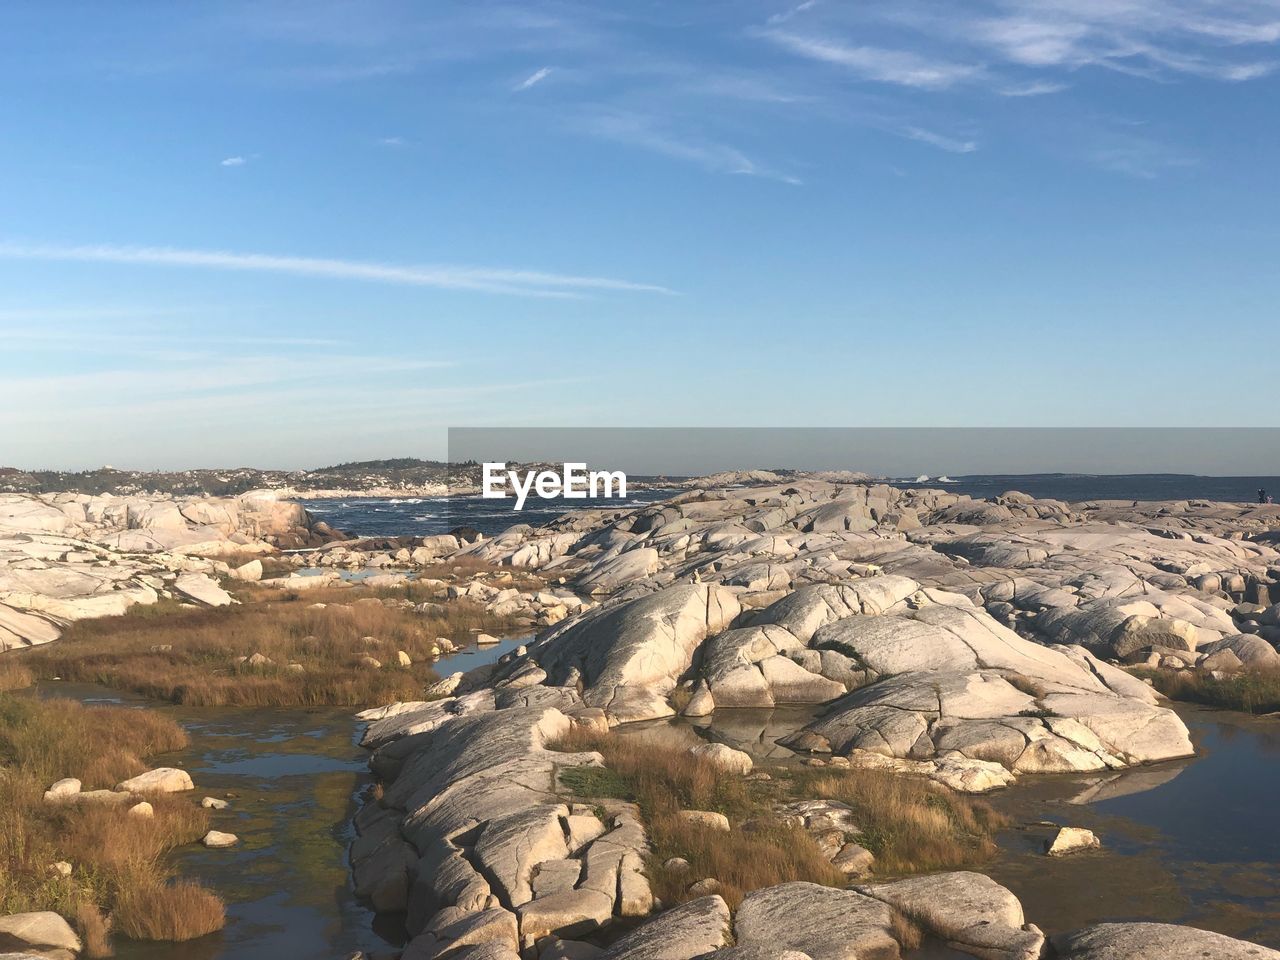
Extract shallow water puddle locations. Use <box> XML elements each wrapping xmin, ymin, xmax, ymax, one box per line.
<box><xmin>33</xmin><ymin>638</ymin><xmax>529</xmax><ymax>959</ymax></box>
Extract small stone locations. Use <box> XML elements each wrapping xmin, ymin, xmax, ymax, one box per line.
<box><xmin>663</xmin><ymin>857</ymin><xmax>691</xmax><ymax>872</ymax></box>
<box><xmin>687</xmin><ymin>878</ymin><xmax>721</xmax><ymax>896</ymax></box>
<box><xmin>677</xmin><ymin>810</ymin><xmax>730</xmax><ymax>831</ymax></box>
<box><xmin>202</xmin><ymin>830</ymin><xmax>239</xmax><ymax>848</ymax></box>
<box><xmin>804</xmin><ymin>758</ymin><xmax>827</xmax><ymax>767</ymax></box>
<box><xmin>43</xmin><ymin>778</ymin><xmax>81</xmax><ymax>803</ymax></box>
<box><xmin>476</xmin><ymin>633</ymin><xmax>500</xmax><ymax>645</ymax></box>
<box><xmin>396</xmin><ymin>650</ymin><xmax>412</xmax><ymax>667</ymax></box>
<box><xmin>247</xmin><ymin>652</ymin><xmax>273</xmax><ymax>667</ymax></box>
<box><xmin>831</xmin><ymin>843</ymin><xmax>875</xmax><ymax>876</ymax></box>
<box><xmin>1045</xmin><ymin>826</ymin><xmax>1100</xmax><ymax>856</ymax></box>
<box><xmin>128</xmin><ymin>801</ymin><xmax>154</xmax><ymax>818</ymax></box>
<box><xmin>683</xmin><ymin>681</ymin><xmax>715</xmax><ymax>717</ymax></box>
<box><xmin>688</xmin><ymin>742</ymin><xmax>753</xmax><ymax>775</ymax></box>
<box><xmin>286</xmin><ymin>662</ymin><xmax>305</xmax><ymax>674</ymax></box>
<box><xmin>201</xmin><ymin>797</ymin><xmax>230</xmax><ymax>810</ymax></box>
<box><xmin>50</xmin><ymin>861</ymin><xmax>73</xmax><ymax>877</ymax></box>
<box><xmin>358</xmin><ymin>655</ymin><xmax>382</xmax><ymax>669</ymax></box>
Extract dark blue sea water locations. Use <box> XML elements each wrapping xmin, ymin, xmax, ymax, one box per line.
<box><xmin>301</xmin><ymin>488</ymin><xmax>680</xmax><ymax>538</ymax></box>
<box><xmin>305</xmin><ymin>475</ymin><xmax>1280</xmax><ymax>539</ymax></box>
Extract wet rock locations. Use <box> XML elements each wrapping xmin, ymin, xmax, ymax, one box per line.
<box><xmin>202</xmin><ymin>830</ymin><xmax>239</xmax><ymax>848</ymax></box>
<box><xmin>1045</xmin><ymin>826</ymin><xmax>1100</xmax><ymax>857</ymax></box>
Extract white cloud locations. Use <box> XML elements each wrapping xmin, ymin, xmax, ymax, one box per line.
<box><xmin>220</xmin><ymin>156</ymin><xmax>246</xmax><ymax>167</ymax></box>
<box><xmin>378</xmin><ymin>136</ymin><xmax>405</xmax><ymax>146</ymax></box>
<box><xmin>901</xmin><ymin>126</ymin><xmax>978</xmax><ymax>153</ymax></box>
<box><xmin>762</xmin><ymin>31</ymin><xmax>981</xmax><ymax>89</ymax></box>
<box><xmin>515</xmin><ymin>66</ymin><xmax>553</xmax><ymax>91</ymax></box>
<box><xmin>0</xmin><ymin>242</ymin><xmax>675</xmax><ymax>298</ymax></box>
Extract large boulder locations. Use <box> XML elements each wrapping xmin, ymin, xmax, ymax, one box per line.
<box><xmin>535</xmin><ymin>584</ymin><xmax>740</xmax><ymax>723</ymax></box>
<box><xmin>0</xmin><ymin>912</ymin><xmax>82</xmax><ymax>959</ymax></box>
<box><xmin>1052</xmin><ymin>922</ymin><xmax>1280</xmax><ymax>959</ymax></box>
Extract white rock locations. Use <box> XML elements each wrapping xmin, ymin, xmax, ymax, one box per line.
<box><xmin>202</xmin><ymin>830</ymin><xmax>240</xmax><ymax>848</ymax></box>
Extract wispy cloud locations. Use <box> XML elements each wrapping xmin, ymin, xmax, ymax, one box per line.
<box><xmin>761</xmin><ymin>31</ymin><xmax>981</xmax><ymax>89</ymax></box>
<box><xmin>901</xmin><ymin>126</ymin><xmax>978</xmax><ymax>153</ymax></box>
<box><xmin>577</xmin><ymin>112</ymin><xmax>802</xmax><ymax>185</ymax></box>
<box><xmin>1084</xmin><ymin>133</ymin><xmax>1198</xmax><ymax>179</ymax></box>
<box><xmin>514</xmin><ymin>66</ymin><xmax>553</xmax><ymax>91</ymax></box>
<box><xmin>220</xmin><ymin>156</ymin><xmax>246</xmax><ymax>167</ymax></box>
<box><xmin>999</xmin><ymin>79</ymin><xmax>1068</xmax><ymax>96</ymax></box>
<box><xmin>0</xmin><ymin>242</ymin><xmax>675</xmax><ymax>298</ymax></box>
<box><xmin>767</xmin><ymin>1</ymin><xmax>818</xmax><ymax>26</ymax></box>
<box><xmin>377</xmin><ymin>136</ymin><xmax>404</xmax><ymax>146</ymax></box>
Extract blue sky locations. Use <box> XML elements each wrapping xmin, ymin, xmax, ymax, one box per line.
<box><xmin>3</xmin><ymin>1</ymin><xmax>1279</xmax><ymax>469</ymax></box>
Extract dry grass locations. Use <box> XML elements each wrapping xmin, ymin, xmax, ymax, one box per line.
<box><xmin>0</xmin><ymin>694</ymin><xmax>223</xmax><ymax>948</ymax></box>
<box><xmin>0</xmin><ymin>658</ymin><xmax>34</xmax><ymax>693</ymax></box>
<box><xmin>552</xmin><ymin>728</ymin><xmax>842</xmax><ymax>910</ymax></box>
<box><xmin>75</xmin><ymin>903</ymin><xmax>113</xmax><ymax>958</ymax></box>
<box><xmin>114</xmin><ymin>879</ymin><xmax>226</xmax><ymax>942</ymax></box>
<box><xmin>791</xmin><ymin>769</ymin><xmax>1005</xmax><ymax>874</ymax></box>
<box><xmin>550</xmin><ymin>728</ymin><xmax>1005</xmax><ymax>910</ymax></box>
<box><xmin>23</xmin><ymin>589</ymin><xmax>517</xmax><ymax>707</ymax></box>
<box><xmin>1133</xmin><ymin>666</ymin><xmax>1280</xmax><ymax>714</ymax></box>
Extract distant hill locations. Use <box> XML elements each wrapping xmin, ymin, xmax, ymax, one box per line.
<box><xmin>0</xmin><ymin>460</ymin><xmax>465</xmax><ymax>496</ymax></box>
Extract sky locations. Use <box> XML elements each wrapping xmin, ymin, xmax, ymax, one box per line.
<box><xmin>2</xmin><ymin>1</ymin><xmax>1279</xmax><ymax>470</ymax></box>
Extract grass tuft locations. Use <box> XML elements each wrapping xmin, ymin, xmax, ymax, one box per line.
<box><xmin>1133</xmin><ymin>666</ymin><xmax>1280</xmax><ymax>714</ymax></box>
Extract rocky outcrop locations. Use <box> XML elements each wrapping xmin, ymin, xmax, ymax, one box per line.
<box><xmin>0</xmin><ymin>491</ymin><xmax>330</xmax><ymax>650</ymax></box>
<box><xmin>343</xmin><ymin>478</ymin><xmax>1280</xmax><ymax>960</ymax></box>
<box><xmin>351</xmin><ymin>700</ymin><xmax>658</xmax><ymax>955</ymax></box>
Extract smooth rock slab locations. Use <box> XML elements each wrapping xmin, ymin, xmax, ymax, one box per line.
<box><xmin>1052</xmin><ymin>922</ymin><xmax>1280</xmax><ymax>959</ymax></box>
<box><xmin>518</xmin><ymin>888</ymin><xmax>613</xmax><ymax>942</ymax></box>
<box><xmin>860</xmin><ymin>871</ymin><xmax>1043</xmax><ymax>960</ymax></box>
<box><xmin>734</xmin><ymin>882</ymin><xmax>898</xmax><ymax>960</ymax></box>
<box><xmin>600</xmin><ymin>895</ymin><xmax>731</xmax><ymax>960</ymax></box>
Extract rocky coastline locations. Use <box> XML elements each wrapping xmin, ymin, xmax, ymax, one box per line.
<box><xmin>4</xmin><ymin>475</ymin><xmax>1280</xmax><ymax>958</ymax></box>
<box><xmin>341</xmin><ymin>477</ymin><xmax>1280</xmax><ymax>960</ymax></box>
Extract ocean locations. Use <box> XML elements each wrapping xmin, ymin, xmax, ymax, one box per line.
<box><xmin>302</xmin><ymin>475</ymin><xmax>1280</xmax><ymax>540</ymax></box>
